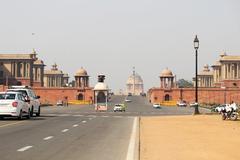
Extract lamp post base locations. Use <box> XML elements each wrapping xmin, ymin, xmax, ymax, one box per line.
<box><xmin>194</xmin><ymin>104</ymin><xmax>200</xmax><ymax>115</ymax></box>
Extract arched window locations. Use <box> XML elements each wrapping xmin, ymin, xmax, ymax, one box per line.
<box><xmin>77</xmin><ymin>93</ymin><xmax>84</xmax><ymax>100</ymax></box>
<box><xmin>164</xmin><ymin>94</ymin><xmax>171</xmax><ymax>101</ymax></box>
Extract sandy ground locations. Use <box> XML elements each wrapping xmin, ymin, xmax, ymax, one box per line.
<box><xmin>140</xmin><ymin>115</ymin><xmax>240</xmax><ymax>160</ymax></box>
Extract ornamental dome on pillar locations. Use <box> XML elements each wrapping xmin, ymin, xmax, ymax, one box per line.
<box><xmin>75</xmin><ymin>67</ymin><xmax>88</xmax><ymax>77</ymax></box>
<box><xmin>160</xmin><ymin>68</ymin><xmax>174</xmax><ymax>78</ymax></box>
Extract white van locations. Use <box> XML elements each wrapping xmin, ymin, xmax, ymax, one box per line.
<box><xmin>7</xmin><ymin>86</ymin><xmax>41</xmax><ymax>117</ymax></box>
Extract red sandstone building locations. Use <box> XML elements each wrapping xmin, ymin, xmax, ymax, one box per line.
<box><xmin>148</xmin><ymin>53</ymin><xmax>240</xmax><ymax>105</ymax></box>
<box><xmin>0</xmin><ymin>51</ymin><xmax>45</xmax><ymax>87</ymax></box>
<box><xmin>0</xmin><ymin>51</ymin><xmax>93</xmax><ymax>105</ymax></box>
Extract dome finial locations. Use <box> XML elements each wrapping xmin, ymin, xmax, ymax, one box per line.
<box><xmin>52</xmin><ymin>63</ymin><xmax>58</xmax><ymax>70</ymax></box>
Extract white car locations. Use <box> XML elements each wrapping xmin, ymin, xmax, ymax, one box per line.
<box><xmin>177</xmin><ymin>101</ymin><xmax>187</xmax><ymax>107</ymax></box>
<box><xmin>125</xmin><ymin>99</ymin><xmax>132</xmax><ymax>102</ymax></box>
<box><xmin>7</xmin><ymin>86</ymin><xmax>41</xmax><ymax>117</ymax></box>
<box><xmin>56</xmin><ymin>100</ymin><xmax>63</xmax><ymax>106</ymax></box>
<box><xmin>153</xmin><ymin>103</ymin><xmax>161</xmax><ymax>109</ymax></box>
<box><xmin>190</xmin><ymin>102</ymin><xmax>198</xmax><ymax>107</ymax></box>
<box><xmin>113</xmin><ymin>104</ymin><xmax>126</xmax><ymax>112</ymax></box>
<box><xmin>0</xmin><ymin>92</ymin><xmax>31</xmax><ymax>119</ymax></box>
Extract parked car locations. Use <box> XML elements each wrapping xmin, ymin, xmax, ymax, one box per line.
<box><xmin>128</xmin><ymin>93</ymin><xmax>132</xmax><ymax>96</ymax></box>
<box><xmin>153</xmin><ymin>103</ymin><xmax>161</xmax><ymax>109</ymax></box>
<box><xmin>7</xmin><ymin>86</ymin><xmax>41</xmax><ymax>117</ymax></box>
<box><xmin>177</xmin><ymin>101</ymin><xmax>187</xmax><ymax>107</ymax></box>
<box><xmin>0</xmin><ymin>92</ymin><xmax>31</xmax><ymax>119</ymax></box>
<box><xmin>190</xmin><ymin>102</ymin><xmax>198</xmax><ymax>107</ymax></box>
<box><xmin>114</xmin><ymin>104</ymin><xmax>126</xmax><ymax>112</ymax></box>
<box><xmin>56</xmin><ymin>100</ymin><xmax>63</xmax><ymax>106</ymax></box>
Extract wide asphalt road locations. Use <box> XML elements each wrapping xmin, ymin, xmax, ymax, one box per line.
<box><xmin>0</xmin><ymin>95</ymin><xmax>210</xmax><ymax>160</ymax></box>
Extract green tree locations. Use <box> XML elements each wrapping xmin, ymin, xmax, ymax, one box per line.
<box><xmin>177</xmin><ymin>79</ymin><xmax>193</xmax><ymax>88</ymax></box>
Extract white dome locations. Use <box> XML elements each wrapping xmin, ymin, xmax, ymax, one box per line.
<box><xmin>126</xmin><ymin>73</ymin><xmax>143</xmax><ymax>85</ymax></box>
<box><xmin>94</xmin><ymin>82</ymin><xmax>109</xmax><ymax>90</ymax></box>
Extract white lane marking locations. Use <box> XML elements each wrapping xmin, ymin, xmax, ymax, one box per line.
<box><xmin>101</xmin><ymin>116</ymin><xmax>109</xmax><ymax>118</ymax></box>
<box><xmin>73</xmin><ymin>115</ymin><xmax>84</xmax><ymax>117</ymax></box>
<box><xmin>73</xmin><ymin>124</ymin><xmax>79</xmax><ymax>127</ymax></box>
<box><xmin>82</xmin><ymin>120</ymin><xmax>87</xmax><ymax>123</ymax></box>
<box><xmin>87</xmin><ymin>115</ymin><xmax>96</xmax><ymax>118</ymax></box>
<box><xmin>126</xmin><ymin>117</ymin><xmax>138</xmax><ymax>160</ymax></box>
<box><xmin>62</xmin><ymin>129</ymin><xmax>69</xmax><ymax>133</ymax></box>
<box><xmin>59</xmin><ymin>114</ymin><xmax>70</xmax><ymax>116</ymax></box>
<box><xmin>43</xmin><ymin>136</ymin><xmax>53</xmax><ymax>141</ymax></box>
<box><xmin>17</xmin><ymin>146</ymin><xmax>33</xmax><ymax>152</ymax></box>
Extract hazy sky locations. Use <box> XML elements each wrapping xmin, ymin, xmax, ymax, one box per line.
<box><xmin>0</xmin><ymin>0</ymin><xmax>240</xmax><ymax>92</ymax></box>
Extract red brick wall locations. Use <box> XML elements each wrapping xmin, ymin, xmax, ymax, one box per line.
<box><xmin>148</xmin><ymin>87</ymin><xmax>240</xmax><ymax>105</ymax></box>
<box><xmin>0</xmin><ymin>85</ymin><xmax>94</xmax><ymax>105</ymax></box>
<box><xmin>32</xmin><ymin>82</ymin><xmax>42</xmax><ymax>87</ymax></box>
<box><xmin>33</xmin><ymin>87</ymin><xmax>94</xmax><ymax>105</ymax></box>
<box><xmin>15</xmin><ymin>78</ymin><xmax>31</xmax><ymax>86</ymax></box>
<box><xmin>0</xmin><ymin>85</ymin><xmax>8</xmax><ymax>92</ymax></box>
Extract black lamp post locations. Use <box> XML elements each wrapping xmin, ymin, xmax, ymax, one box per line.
<box><xmin>194</xmin><ymin>35</ymin><xmax>200</xmax><ymax>114</ymax></box>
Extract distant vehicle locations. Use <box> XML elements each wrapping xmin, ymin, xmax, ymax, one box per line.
<box><xmin>140</xmin><ymin>93</ymin><xmax>146</xmax><ymax>97</ymax></box>
<box><xmin>125</xmin><ymin>99</ymin><xmax>132</xmax><ymax>102</ymax></box>
<box><xmin>153</xmin><ymin>103</ymin><xmax>161</xmax><ymax>109</ymax></box>
<box><xmin>128</xmin><ymin>93</ymin><xmax>132</xmax><ymax>96</ymax></box>
<box><xmin>56</xmin><ymin>100</ymin><xmax>63</xmax><ymax>106</ymax></box>
<box><xmin>114</xmin><ymin>104</ymin><xmax>126</xmax><ymax>112</ymax></box>
<box><xmin>190</xmin><ymin>102</ymin><xmax>198</xmax><ymax>107</ymax></box>
<box><xmin>0</xmin><ymin>92</ymin><xmax>31</xmax><ymax>119</ymax></box>
<box><xmin>216</xmin><ymin>103</ymin><xmax>238</xmax><ymax>121</ymax></box>
<box><xmin>7</xmin><ymin>86</ymin><xmax>41</xmax><ymax>117</ymax></box>
<box><xmin>177</xmin><ymin>101</ymin><xmax>187</xmax><ymax>107</ymax></box>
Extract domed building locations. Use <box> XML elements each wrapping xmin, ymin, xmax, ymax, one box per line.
<box><xmin>44</xmin><ymin>63</ymin><xmax>66</xmax><ymax>87</ymax></box>
<box><xmin>75</xmin><ymin>67</ymin><xmax>89</xmax><ymax>88</ymax></box>
<box><xmin>126</xmin><ymin>69</ymin><xmax>144</xmax><ymax>95</ymax></box>
<box><xmin>160</xmin><ymin>68</ymin><xmax>176</xmax><ymax>89</ymax></box>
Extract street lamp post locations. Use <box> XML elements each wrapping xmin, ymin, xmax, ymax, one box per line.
<box><xmin>194</xmin><ymin>35</ymin><xmax>200</xmax><ymax>114</ymax></box>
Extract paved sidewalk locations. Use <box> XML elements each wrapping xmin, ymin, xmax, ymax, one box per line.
<box><xmin>140</xmin><ymin>115</ymin><xmax>240</xmax><ymax>160</ymax></box>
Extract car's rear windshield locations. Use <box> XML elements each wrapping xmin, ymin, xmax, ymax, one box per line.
<box><xmin>0</xmin><ymin>93</ymin><xmax>16</xmax><ymax>100</ymax></box>
<box><xmin>8</xmin><ymin>90</ymin><xmax>28</xmax><ymax>97</ymax></box>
